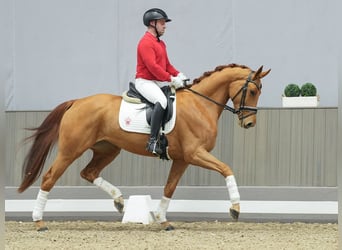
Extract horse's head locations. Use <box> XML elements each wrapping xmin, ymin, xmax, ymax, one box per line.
<box><xmin>229</xmin><ymin>66</ymin><xmax>271</xmax><ymax>129</ymax></box>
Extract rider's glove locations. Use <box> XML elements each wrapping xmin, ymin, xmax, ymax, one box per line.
<box><xmin>177</xmin><ymin>72</ymin><xmax>191</xmax><ymax>86</ymax></box>
<box><xmin>177</xmin><ymin>72</ymin><xmax>188</xmax><ymax>80</ymax></box>
<box><xmin>171</xmin><ymin>76</ymin><xmax>184</xmax><ymax>89</ymax></box>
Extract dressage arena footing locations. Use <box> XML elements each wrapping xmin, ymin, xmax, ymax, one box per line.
<box><xmin>5</xmin><ymin>186</ymin><xmax>337</xmax><ymax>223</ymax></box>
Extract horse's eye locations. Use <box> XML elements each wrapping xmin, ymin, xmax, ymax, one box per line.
<box><xmin>250</xmin><ymin>90</ymin><xmax>256</xmax><ymax>96</ymax></box>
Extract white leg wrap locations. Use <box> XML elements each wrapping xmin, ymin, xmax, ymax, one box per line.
<box><xmin>225</xmin><ymin>175</ymin><xmax>240</xmax><ymax>204</ymax></box>
<box><xmin>93</xmin><ymin>177</ymin><xmax>122</xmax><ymax>199</ymax></box>
<box><xmin>154</xmin><ymin>196</ymin><xmax>170</xmax><ymax>223</ymax></box>
<box><xmin>32</xmin><ymin>189</ymin><xmax>49</xmax><ymax>222</ymax></box>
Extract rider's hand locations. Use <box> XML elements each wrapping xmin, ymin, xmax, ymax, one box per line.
<box><xmin>177</xmin><ymin>72</ymin><xmax>188</xmax><ymax>80</ymax></box>
<box><xmin>171</xmin><ymin>76</ymin><xmax>184</xmax><ymax>89</ymax></box>
<box><xmin>177</xmin><ymin>72</ymin><xmax>191</xmax><ymax>86</ymax></box>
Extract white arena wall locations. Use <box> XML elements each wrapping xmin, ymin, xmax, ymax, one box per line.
<box><xmin>5</xmin><ymin>109</ymin><xmax>338</xmax><ymax>222</ymax></box>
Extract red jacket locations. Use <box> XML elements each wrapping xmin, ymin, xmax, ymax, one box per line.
<box><xmin>135</xmin><ymin>32</ymin><xmax>179</xmax><ymax>81</ymax></box>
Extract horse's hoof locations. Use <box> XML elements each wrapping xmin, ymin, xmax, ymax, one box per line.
<box><xmin>37</xmin><ymin>226</ymin><xmax>49</xmax><ymax>232</ymax></box>
<box><xmin>230</xmin><ymin>208</ymin><xmax>240</xmax><ymax>222</ymax></box>
<box><xmin>35</xmin><ymin>221</ymin><xmax>48</xmax><ymax>232</ymax></box>
<box><xmin>161</xmin><ymin>221</ymin><xmax>175</xmax><ymax>231</ymax></box>
<box><xmin>164</xmin><ymin>225</ymin><xmax>175</xmax><ymax>231</ymax></box>
<box><xmin>114</xmin><ymin>196</ymin><xmax>124</xmax><ymax>213</ymax></box>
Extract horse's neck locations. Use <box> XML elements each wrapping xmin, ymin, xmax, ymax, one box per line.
<box><xmin>194</xmin><ymin>74</ymin><xmax>231</xmax><ymax>105</ymax></box>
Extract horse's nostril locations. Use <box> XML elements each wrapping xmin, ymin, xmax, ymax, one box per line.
<box><xmin>245</xmin><ymin>122</ymin><xmax>254</xmax><ymax>128</ymax></box>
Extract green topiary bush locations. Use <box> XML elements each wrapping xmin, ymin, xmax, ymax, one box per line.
<box><xmin>301</xmin><ymin>82</ymin><xmax>317</xmax><ymax>96</ymax></box>
<box><xmin>284</xmin><ymin>83</ymin><xmax>301</xmax><ymax>97</ymax></box>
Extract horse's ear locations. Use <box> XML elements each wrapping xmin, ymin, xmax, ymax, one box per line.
<box><xmin>254</xmin><ymin>66</ymin><xmax>271</xmax><ymax>79</ymax></box>
<box><xmin>253</xmin><ymin>66</ymin><xmax>263</xmax><ymax>80</ymax></box>
<box><xmin>260</xmin><ymin>68</ymin><xmax>271</xmax><ymax>79</ymax></box>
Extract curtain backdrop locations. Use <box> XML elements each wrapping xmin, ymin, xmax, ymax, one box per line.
<box><xmin>3</xmin><ymin>0</ymin><xmax>341</xmax><ymax>110</ymax></box>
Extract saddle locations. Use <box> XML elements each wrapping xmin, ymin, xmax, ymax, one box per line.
<box><xmin>123</xmin><ymin>82</ymin><xmax>175</xmax><ymax>129</ymax></box>
<box><xmin>121</xmin><ymin>82</ymin><xmax>176</xmax><ymax>160</ymax></box>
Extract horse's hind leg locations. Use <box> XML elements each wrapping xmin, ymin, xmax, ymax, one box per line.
<box><xmin>80</xmin><ymin>141</ymin><xmax>124</xmax><ymax>213</ymax></box>
<box><xmin>33</xmin><ymin>153</ymin><xmax>77</xmax><ymax>231</ymax></box>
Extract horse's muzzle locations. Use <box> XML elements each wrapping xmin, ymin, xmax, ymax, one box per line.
<box><xmin>239</xmin><ymin>115</ymin><xmax>256</xmax><ymax>129</ymax></box>
<box><xmin>244</xmin><ymin>121</ymin><xmax>255</xmax><ymax>129</ymax></box>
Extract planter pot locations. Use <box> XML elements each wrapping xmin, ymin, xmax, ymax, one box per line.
<box><xmin>282</xmin><ymin>96</ymin><xmax>319</xmax><ymax>107</ymax></box>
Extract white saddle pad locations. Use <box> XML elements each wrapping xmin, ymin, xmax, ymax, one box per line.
<box><xmin>119</xmin><ymin>99</ymin><xmax>176</xmax><ymax>134</ymax></box>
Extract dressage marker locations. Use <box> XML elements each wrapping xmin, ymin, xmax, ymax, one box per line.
<box><xmin>122</xmin><ymin>195</ymin><xmax>154</xmax><ymax>224</ymax></box>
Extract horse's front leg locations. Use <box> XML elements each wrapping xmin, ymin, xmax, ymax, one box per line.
<box><xmin>189</xmin><ymin>148</ymin><xmax>240</xmax><ymax>221</ymax></box>
<box><xmin>154</xmin><ymin>160</ymin><xmax>188</xmax><ymax>230</ymax></box>
<box><xmin>225</xmin><ymin>175</ymin><xmax>240</xmax><ymax>221</ymax></box>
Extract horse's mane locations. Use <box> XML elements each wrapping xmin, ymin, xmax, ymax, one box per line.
<box><xmin>192</xmin><ymin>63</ymin><xmax>250</xmax><ymax>85</ymax></box>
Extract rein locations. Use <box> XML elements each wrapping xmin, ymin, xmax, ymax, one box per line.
<box><xmin>185</xmin><ymin>87</ymin><xmax>237</xmax><ymax>113</ymax></box>
<box><xmin>185</xmin><ymin>71</ymin><xmax>261</xmax><ymax>120</ymax></box>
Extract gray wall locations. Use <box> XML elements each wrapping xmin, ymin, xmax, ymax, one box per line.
<box><xmin>6</xmin><ymin>108</ymin><xmax>337</xmax><ymax>188</ymax></box>
<box><xmin>1</xmin><ymin>0</ymin><xmax>11</xmax><ymax>246</ymax></box>
<box><xmin>338</xmin><ymin>48</ymin><xmax>342</xmax><ymax>247</ymax></box>
<box><xmin>3</xmin><ymin>0</ymin><xmax>342</xmax><ymax>110</ymax></box>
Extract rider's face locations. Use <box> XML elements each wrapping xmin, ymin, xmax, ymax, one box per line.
<box><xmin>155</xmin><ymin>19</ymin><xmax>166</xmax><ymax>36</ymax></box>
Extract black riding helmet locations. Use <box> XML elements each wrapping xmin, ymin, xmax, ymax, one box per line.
<box><xmin>143</xmin><ymin>8</ymin><xmax>171</xmax><ymax>26</ymax></box>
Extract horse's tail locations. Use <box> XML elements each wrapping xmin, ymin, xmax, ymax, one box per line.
<box><xmin>17</xmin><ymin>100</ymin><xmax>75</xmax><ymax>193</ymax></box>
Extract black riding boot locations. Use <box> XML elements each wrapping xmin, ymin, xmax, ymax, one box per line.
<box><xmin>146</xmin><ymin>102</ymin><xmax>164</xmax><ymax>155</ymax></box>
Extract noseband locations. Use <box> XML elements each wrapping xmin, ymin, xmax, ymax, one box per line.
<box><xmin>230</xmin><ymin>71</ymin><xmax>261</xmax><ymax>120</ymax></box>
<box><xmin>185</xmin><ymin>70</ymin><xmax>261</xmax><ymax>121</ymax></box>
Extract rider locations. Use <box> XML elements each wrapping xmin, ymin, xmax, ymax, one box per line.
<box><xmin>135</xmin><ymin>8</ymin><xmax>188</xmax><ymax>155</ymax></box>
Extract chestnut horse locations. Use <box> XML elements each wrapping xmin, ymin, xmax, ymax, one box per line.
<box><xmin>18</xmin><ymin>63</ymin><xmax>270</xmax><ymax>231</ymax></box>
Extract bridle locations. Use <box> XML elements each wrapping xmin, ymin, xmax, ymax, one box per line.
<box><xmin>184</xmin><ymin>70</ymin><xmax>262</xmax><ymax>121</ymax></box>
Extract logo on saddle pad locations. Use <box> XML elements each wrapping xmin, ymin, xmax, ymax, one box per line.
<box><xmin>119</xmin><ymin>83</ymin><xmax>176</xmax><ymax>134</ymax></box>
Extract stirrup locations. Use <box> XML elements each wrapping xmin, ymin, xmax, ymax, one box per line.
<box><xmin>146</xmin><ymin>138</ymin><xmax>162</xmax><ymax>156</ymax></box>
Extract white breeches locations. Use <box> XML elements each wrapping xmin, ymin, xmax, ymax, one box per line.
<box><xmin>135</xmin><ymin>78</ymin><xmax>168</xmax><ymax>109</ymax></box>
